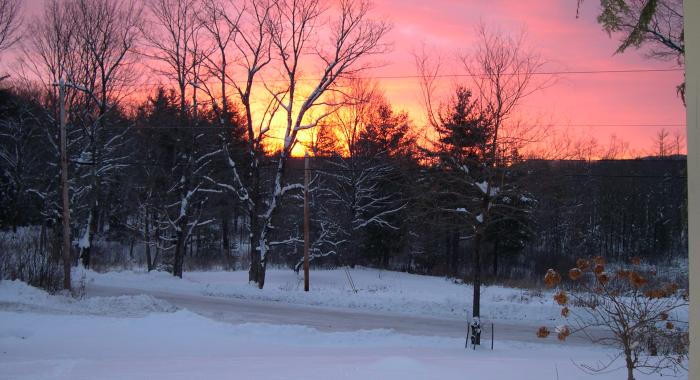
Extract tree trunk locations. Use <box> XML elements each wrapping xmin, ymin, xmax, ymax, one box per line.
<box><xmin>450</xmin><ymin>227</ymin><xmax>459</xmax><ymax>277</ymax></box>
<box><xmin>80</xmin><ymin>205</ymin><xmax>99</xmax><ymax>269</ymax></box>
<box><xmin>349</xmin><ymin>227</ymin><xmax>359</xmax><ymax>268</ymax></box>
<box><xmin>195</xmin><ymin>229</ymin><xmax>200</xmax><ymax>258</ymax></box>
<box><xmin>81</xmin><ymin>119</ymin><xmax>104</xmax><ymax>269</ymax></box>
<box><xmin>248</xmin><ymin>165</ymin><xmax>262</xmax><ymax>284</ymax></box>
<box><xmin>221</xmin><ymin>213</ymin><xmax>231</xmax><ymax>269</ymax></box>
<box><xmin>51</xmin><ymin>225</ymin><xmax>61</xmax><ymax>264</ymax></box>
<box><xmin>624</xmin><ymin>348</ymin><xmax>635</xmax><ymax>380</ymax></box>
<box><xmin>145</xmin><ymin>211</ymin><xmax>153</xmax><ymax>271</ymax></box>
<box><xmin>472</xmin><ymin>229</ymin><xmax>483</xmax><ymax>345</ymax></box>
<box><xmin>40</xmin><ymin>223</ymin><xmax>47</xmax><ymax>257</ymax></box>
<box><xmin>492</xmin><ymin>240</ymin><xmax>499</xmax><ymax>279</ymax></box>
<box><xmin>257</xmin><ymin>256</ymin><xmax>267</xmax><ymax>289</ymax></box>
<box><xmin>129</xmin><ymin>237</ymin><xmax>135</xmax><ymax>261</ymax></box>
<box><xmin>153</xmin><ymin>213</ymin><xmax>160</xmax><ymax>270</ymax></box>
<box><xmin>248</xmin><ymin>206</ymin><xmax>261</xmax><ymax>284</ymax></box>
<box><xmin>172</xmin><ymin>213</ymin><xmax>189</xmax><ymax>278</ymax></box>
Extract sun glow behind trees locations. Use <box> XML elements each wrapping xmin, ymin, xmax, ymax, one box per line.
<box><xmin>5</xmin><ymin>0</ymin><xmax>687</xmax><ymax>157</ymax></box>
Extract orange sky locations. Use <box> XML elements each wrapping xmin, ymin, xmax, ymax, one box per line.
<box><xmin>13</xmin><ymin>0</ymin><xmax>687</xmax><ymax>155</ymax></box>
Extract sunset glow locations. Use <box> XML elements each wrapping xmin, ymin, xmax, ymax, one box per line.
<box><xmin>13</xmin><ymin>0</ymin><xmax>686</xmax><ymax>155</ymax></box>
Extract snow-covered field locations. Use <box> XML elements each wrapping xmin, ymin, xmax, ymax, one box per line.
<box><xmin>0</xmin><ymin>268</ymin><xmax>688</xmax><ymax>379</ymax></box>
<box><xmin>86</xmin><ymin>267</ymin><xmax>563</xmax><ymax>323</ymax></box>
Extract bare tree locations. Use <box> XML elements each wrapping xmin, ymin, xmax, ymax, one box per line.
<box><xmin>435</xmin><ymin>25</ymin><xmax>542</xmax><ymax>324</ymax></box>
<box><xmin>541</xmin><ymin>257</ymin><xmax>688</xmax><ymax>380</ymax></box>
<box><xmin>672</xmin><ymin>130</ymin><xmax>684</xmax><ymax>155</ymax></box>
<box><xmin>522</xmin><ymin>129</ymin><xmax>598</xmax><ymax>161</ymax></box>
<box><xmin>601</xmin><ymin>134</ymin><xmax>630</xmax><ymax>159</ymax></box>
<box><xmin>654</xmin><ymin>128</ymin><xmax>670</xmax><ymax>157</ymax></box>
<box><xmin>196</xmin><ymin>0</ymin><xmax>238</xmax><ymax>118</ymax></box>
<box><xmin>23</xmin><ymin>0</ymin><xmax>78</xmax><ymax>98</ymax></box>
<box><xmin>460</xmin><ymin>24</ymin><xmax>548</xmax><ymax>322</ymax></box>
<box><xmin>412</xmin><ymin>43</ymin><xmax>442</xmax><ymax>130</ymax></box>
<box><xmin>0</xmin><ymin>0</ymin><xmax>21</xmax><ymax>54</ymax></box>
<box><xmin>68</xmin><ymin>0</ymin><xmax>143</xmax><ymax>268</ymax></box>
<box><xmin>143</xmin><ymin>0</ymin><xmax>205</xmax><ymax>116</ymax></box>
<box><xmin>242</xmin><ymin>0</ymin><xmax>390</xmax><ymax>288</ymax></box>
<box><xmin>202</xmin><ymin>0</ymin><xmax>390</xmax><ymax>288</ymax></box>
<box><xmin>542</xmin><ymin>133</ymin><xmax>632</xmax><ymax>161</ymax></box>
<box><xmin>15</xmin><ymin>1</ymin><xmax>81</xmax><ymax>292</ymax></box>
<box><xmin>125</xmin><ymin>186</ymin><xmax>162</xmax><ymax>272</ymax></box>
<box><xmin>142</xmin><ymin>0</ymin><xmax>218</xmax><ymax>278</ymax></box>
<box><xmin>18</xmin><ymin>0</ymin><xmax>143</xmax><ymax>270</ymax></box>
<box><xmin>196</xmin><ymin>0</ymin><xmax>279</xmax><ymax>284</ymax></box>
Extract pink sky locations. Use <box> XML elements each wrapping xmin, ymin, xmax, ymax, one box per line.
<box><xmin>369</xmin><ymin>0</ymin><xmax>686</xmax><ymax>154</ymax></box>
<box><xmin>17</xmin><ymin>0</ymin><xmax>686</xmax><ymax>154</ymax></box>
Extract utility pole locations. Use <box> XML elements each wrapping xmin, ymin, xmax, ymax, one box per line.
<box><xmin>303</xmin><ymin>152</ymin><xmax>310</xmax><ymax>292</ymax></box>
<box><xmin>57</xmin><ymin>78</ymin><xmax>72</xmax><ymax>291</ymax></box>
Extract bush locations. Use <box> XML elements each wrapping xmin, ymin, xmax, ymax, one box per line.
<box><xmin>539</xmin><ymin>256</ymin><xmax>688</xmax><ymax>380</ymax></box>
<box><xmin>0</xmin><ymin>227</ymin><xmax>64</xmax><ymax>293</ymax></box>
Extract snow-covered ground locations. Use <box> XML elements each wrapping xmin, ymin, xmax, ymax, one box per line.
<box><xmin>0</xmin><ymin>280</ymin><xmax>177</xmax><ymax>317</ymax></box>
<box><xmin>0</xmin><ymin>267</ymin><xmax>689</xmax><ymax>379</ymax></box>
<box><xmin>86</xmin><ymin>267</ymin><xmax>563</xmax><ymax>323</ymax></box>
<box><xmin>0</xmin><ymin>279</ymin><xmax>682</xmax><ymax>380</ymax></box>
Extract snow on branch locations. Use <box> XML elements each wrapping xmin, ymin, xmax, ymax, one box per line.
<box><xmin>353</xmin><ymin>203</ymin><xmax>406</xmax><ymax>230</ymax></box>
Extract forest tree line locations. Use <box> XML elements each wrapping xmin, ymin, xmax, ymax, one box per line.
<box><xmin>0</xmin><ymin>83</ymin><xmax>687</xmax><ymax>284</ymax></box>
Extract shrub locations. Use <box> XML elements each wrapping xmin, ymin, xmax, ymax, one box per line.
<box><xmin>0</xmin><ymin>227</ymin><xmax>63</xmax><ymax>293</ymax></box>
<box><xmin>539</xmin><ymin>257</ymin><xmax>688</xmax><ymax>380</ymax></box>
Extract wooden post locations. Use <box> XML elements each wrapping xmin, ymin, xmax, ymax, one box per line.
<box><xmin>58</xmin><ymin>79</ymin><xmax>72</xmax><ymax>291</ymax></box>
<box><xmin>491</xmin><ymin>323</ymin><xmax>494</xmax><ymax>350</ymax></box>
<box><xmin>304</xmin><ymin>152</ymin><xmax>310</xmax><ymax>292</ymax></box>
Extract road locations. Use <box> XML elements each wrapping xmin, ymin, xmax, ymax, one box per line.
<box><xmin>87</xmin><ymin>283</ymin><xmax>605</xmax><ymax>346</ymax></box>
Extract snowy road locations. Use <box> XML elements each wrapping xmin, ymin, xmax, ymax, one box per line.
<box><xmin>1</xmin><ymin>280</ymin><xmax>674</xmax><ymax>380</ymax></box>
<box><xmin>87</xmin><ymin>284</ymin><xmax>603</xmax><ymax>346</ymax></box>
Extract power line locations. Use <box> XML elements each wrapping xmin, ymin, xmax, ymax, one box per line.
<box><xmin>552</xmin><ymin>123</ymin><xmax>685</xmax><ymax>128</ymax></box>
<box><xmin>557</xmin><ymin>173</ymin><xmax>686</xmax><ymax>179</ymax></box>
<box><xmin>97</xmin><ymin>122</ymin><xmax>686</xmax><ymax>132</ymax></box>
<box><xmin>365</xmin><ymin>68</ymin><xmax>684</xmax><ymax>79</ymax></box>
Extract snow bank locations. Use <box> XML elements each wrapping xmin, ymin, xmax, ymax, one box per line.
<box><xmin>0</xmin><ymin>280</ymin><xmax>177</xmax><ymax>317</ymax></box>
